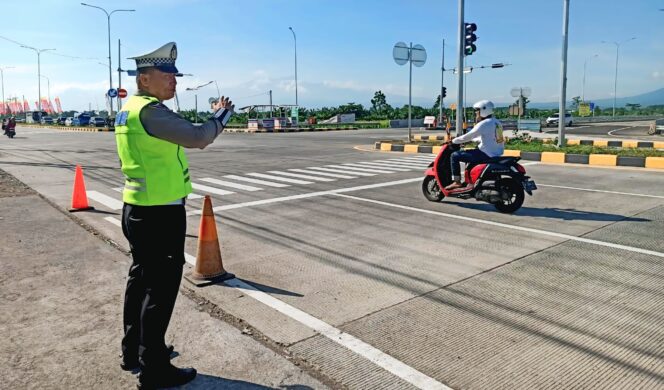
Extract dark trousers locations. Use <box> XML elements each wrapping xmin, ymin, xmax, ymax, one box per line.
<box><xmin>121</xmin><ymin>203</ymin><xmax>186</xmax><ymax>369</ymax></box>
<box><xmin>450</xmin><ymin>148</ymin><xmax>489</xmax><ymax>180</ymax></box>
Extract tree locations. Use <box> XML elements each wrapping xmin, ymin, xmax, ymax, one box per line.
<box><xmin>370</xmin><ymin>90</ymin><xmax>392</xmax><ymax>118</ymax></box>
<box><xmin>571</xmin><ymin>96</ymin><xmax>581</xmax><ymax>110</ymax></box>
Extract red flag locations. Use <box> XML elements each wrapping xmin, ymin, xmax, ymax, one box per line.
<box><xmin>34</xmin><ymin>102</ymin><xmax>39</xmax><ymax>110</ymax></box>
<box><xmin>40</xmin><ymin>98</ymin><xmax>50</xmax><ymax>114</ymax></box>
<box><xmin>0</xmin><ymin>102</ymin><xmax>4</xmax><ymax>115</ymax></box>
<box><xmin>24</xmin><ymin>100</ymin><xmax>29</xmax><ymax>112</ymax></box>
<box><xmin>54</xmin><ymin>97</ymin><xmax>63</xmax><ymax>113</ymax></box>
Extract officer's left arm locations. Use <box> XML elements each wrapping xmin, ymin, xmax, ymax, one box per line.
<box><xmin>139</xmin><ymin>102</ymin><xmax>231</xmax><ymax>149</ymax></box>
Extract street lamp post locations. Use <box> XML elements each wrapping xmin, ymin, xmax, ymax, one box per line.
<box><xmin>582</xmin><ymin>54</ymin><xmax>598</xmax><ymax>102</ymax></box>
<box><xmin>288</xmin><ymin>27</ymin><xmax>298</xmax><ymax>106</ymax></box>
<box><xmin>602</xmin><ymin>37</ymin><xmax>636</xmax><ymax>117</ymax></box>
<box><xmin>20</xmin><ymin>46</ymin><xmax>55</xmax><ymax>113</ymax></box>
<box><xmin>40</xmin><ymin>75</ymin><xmax>51</xmax><ymax>104</ymax></box>
<box><xmin>81</xmin><ymin>3</ymin><xmax>135</xmax><ymax>115</ymax></box>
<box><xmin>185</xmin><ymin>81</ymin><xmax>214</xmax><ymax>124</ymax></box>
<box><xmin>0</xmin><ymin>66</ymin><xmax>15</xmax><ymax>113</ymax></box>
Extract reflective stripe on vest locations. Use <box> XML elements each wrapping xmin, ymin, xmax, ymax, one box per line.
<box><xmin>115</xmin><ymin>95</ymin><xmax>192</xmax><ymax>205</ymax></box>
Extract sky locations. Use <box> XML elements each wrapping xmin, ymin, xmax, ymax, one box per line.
<box><xmin>0</xmin><ymin>0</ymin><xmax>662</xmax><ymax>113</ymax></box>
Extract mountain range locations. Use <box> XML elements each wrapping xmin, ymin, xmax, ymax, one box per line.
<box><xmin>521</xmin><ymin>87</ymin><xmax>664</xmax><ymax>109</ymax></box>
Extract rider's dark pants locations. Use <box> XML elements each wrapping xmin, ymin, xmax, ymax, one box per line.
<box><xmin>450</xmin><ymin>149</ymin><xmax>489</xmax><ymax>181</ymax></box>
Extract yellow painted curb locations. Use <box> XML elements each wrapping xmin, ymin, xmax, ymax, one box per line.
<box><xmin>588</xmin><ymin>154</ymin><xmax>617</xmax><ymax>166</ymax></box>
<box><xmin>654</xmin><ymin>142</ymin><xmax>664</xmax><ymax>149</ymax></box>
<box><xmin>380</xmin><ymin>143</ymin><xmax>393</xmax><ymax>151</ymax></box>
<box><xmin>566</xmin><ymin>139</ymin><xmax>580</xmax><ymax>146</ymax></box>
<box><xmin>622</xmin><ymin>141</ymin><xmax>638</xmax><ymax>148</ymax></box>
<box><xmin>541</xmin><ymin>152</ymin><xmax>566</xmax><ymax>163</ymax></box>
<box><xmin>404</xmin><ymin>144</ymin><xmax>419</xmax><ymax>153</ymax></box>
<box><xmin>645</xmin><ymin>157</ymin><xmax>664</xmax><ymax>169</ymax></box>
<box><xmin>593</xmin><ymin>140</ymin><xmax>608</xmax><ymax>147</ymax></box>
<box><xmin>432</xmin><ymin>145</ymin><xmax>442</xmax><ymax>154</ymax></box>
<box><xmin>502</xmin><ymin>149</ymin><xmax>521</xmax><ymax>157</ymax></box>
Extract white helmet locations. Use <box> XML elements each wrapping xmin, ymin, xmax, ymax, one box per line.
<box><xmin>473</xmin><ymin>99</ymin><xmax>494</xmax><ymax>117</ymax></box>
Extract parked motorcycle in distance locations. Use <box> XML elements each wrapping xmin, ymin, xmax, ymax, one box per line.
<box><xmin>422</xmin><ymin>143</ymin><xmax>537</xmax><ymax>213</ymax></box>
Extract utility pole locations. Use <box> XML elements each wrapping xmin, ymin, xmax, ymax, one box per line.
<box><xmin>456</xmin><ymin>0</ymin><xmax>465</xmax><ymax>136</ymax></box>
<box><xmin>20</xmin><ymin>46</ymin><xmax>55</xmax><ymax>114</ymax></box>
<box><xmin>118</xmin><ymin>39</ymin><xmax>122</xmax><ymax>109</ymax></box>
<box><xmin>269</xmin><ymin>90</ymin><xmax>273</xmax><ymax>117</ymax></box>
<box><xmin>602</xmin><ymin>38</ymin><xmax>636</xmax><ymax>117</ymax></box>
<box><xmin>557</xmin><ymin>0</ymin><xmax>570</xmax><ymax>147</ymax></box>
<box><xmin>288</xmin><ymin>27</ymin><xmax>298</xmax><ymax>106</ymax></box>
<box><xmin>0</xmin><ymin>66</ymin><xmax>14</xmax><ymax>114</ymax></box>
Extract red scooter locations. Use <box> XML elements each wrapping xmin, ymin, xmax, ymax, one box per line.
<box><xmin>422</xmin><ymin>143</ymin><xmax>536</xmax><ymax>213</ymax></box>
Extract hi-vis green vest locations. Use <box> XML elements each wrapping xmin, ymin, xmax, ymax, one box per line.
<box><xmin>115</xmin><ymin>95</ymin><xmax>192</xmax><ymax>205</ymax></box>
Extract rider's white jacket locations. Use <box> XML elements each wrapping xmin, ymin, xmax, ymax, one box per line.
<box><xmin>452</xmin><ymin>117</ymin><xmax>505</xmax><ymax>157</ymax></box>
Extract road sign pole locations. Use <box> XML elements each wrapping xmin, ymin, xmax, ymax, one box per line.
<box><xmin>558</xmin><ymin>0</ymin><xmax>570</xmax><ymax>147</ymax></box>
<box><xmin>456</xmin><ymin>0</ymin><xmax>465</xmax><ymax>136</ymax></box>
<box><xmin>408</xmin><ymin>42</ymin><xmax>413</xmax><ymax>143</ymax></box>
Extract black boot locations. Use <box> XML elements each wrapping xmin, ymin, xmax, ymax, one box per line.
<box><xmin>137</xmin><ymin>364</ymin><xmax>197</xmax><ymax>389</ymax></box>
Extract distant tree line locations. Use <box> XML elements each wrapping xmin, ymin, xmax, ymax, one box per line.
<box><xmin>176</xmin><ymin>90</ymin><xmax>664</xmax><ymax>124</ymax></box>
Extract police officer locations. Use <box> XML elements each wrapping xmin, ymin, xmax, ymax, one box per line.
<box><xmin>115</xmin><ymin>42</ymin><xmax>234</xmax><ymax>389</ymax></box>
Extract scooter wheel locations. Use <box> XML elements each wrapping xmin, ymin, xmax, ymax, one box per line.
<box><xmin>494</xmin><ymin>177</ymin><xmax>524</xmax><ymax>213</ymax></box>
<box><xmin>422</xmin><ymin>176</ymin><xmax>444</xmax><ymax>202</ymax></box>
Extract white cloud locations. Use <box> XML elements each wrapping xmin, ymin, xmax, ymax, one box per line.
<box><xmin>52</xmin><ymin>80</ymin><xmax>108</xmax><ymax>95</ymax></box>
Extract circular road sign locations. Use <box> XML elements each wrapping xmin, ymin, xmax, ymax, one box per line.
<box><xmin>411</xmin><ymin>44</ymin><xmax>427</xmax><ymax>67</ymax></box>
<box><xmin>118</xmin><ymin>88</ymin><xmax>128</xmax><ymax>98</ymax></box>
<box><xmin>393</xmin><ymin>42</ymin><xmax>409</xmax><ymax>66</ymax></box>
<box><xmin>107</xmin><ymin>88</ymin><xmax>118</xmax><ymax>98</ymax></box>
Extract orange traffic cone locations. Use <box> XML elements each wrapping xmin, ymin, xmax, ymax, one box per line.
<box><xmin>69</xmin><ymin>165</ymin><xmax>94</xmax><ymax>212</ymax></box>
<box><xmin>184</xmin><ymin>196</ymin><xmax>234</xmax><ymax>287</ymax></box>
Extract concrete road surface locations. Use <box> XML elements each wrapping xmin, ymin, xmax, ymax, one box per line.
<box><xmin>1</xmin><ymin>125</ymin><xmax>663</xmax><ymax>389</ymax></box>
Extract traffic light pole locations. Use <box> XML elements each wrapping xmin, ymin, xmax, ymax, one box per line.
<box><xmin>440</xmin><ymin>39</ymin><xmax>445</xmax><ymax>127</ymax></box>
<box><xmin>557</xmin><ymin>0</ymin><xmax>570</xmax><ymax>147</ymax></box>
<box><xmin>456</xmin><ymin>0</ymin><xmax>464</xmax><ymax>136</ymax></box>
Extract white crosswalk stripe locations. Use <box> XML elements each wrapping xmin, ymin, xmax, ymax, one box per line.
<box><xmin>248</xmin><ymin>173</ymin><xmax>313</xmax><ymax>184</ymax></box>
<box><xmin>289</xmin><ymin>168</ymin><xmax>357</xmax><ymax>179</ymax></box>
<box><xmin>332</xmin><ymin>164</ymin><xmax>399</xmax><ymax>174</ymax></box>
<box><xmin>306</xmin><ymin>166</ymin><xmax>376</xmax><ymax>177</ymax></box>
<box><xmin>367</xmin><ymin>160</ymin><xmax>425</xmax><ymax>168</ymax></box>
<box><xmin>191</xmin><ymin>183</ymin><xmax>235</xmax><ymax>196</ymax></box>
<box><xmin>326</xmin><ymin>164</ymin><xmax>395</xmax><ymax>174</ymax></box>
<box><xmin>387</xmin><ymin>158</ymin><xmax>432</xmax><ymax>164</ymax></box>
<box><xmin>268</xmin><ymin>171</ymin><xmax>336</xmax><ymax>182</ymax></box>
<box><xmin>87</xmin><ymin>190</ymin><xmax>123</xmax><ymax>210</ymax></box>
<box><xmin>200</xmin><ymin>177</ymin><xmax>263</xmax><ymax>191</ymax></box>
<box><xmin>399</xmin><ymin>156</ymin><xmax>435</xmax><ymax>162</ymax></box>
<box><xmin>375</xmin><ymin>160</ymin><xmax>428</xmax><ymax>168</ymax></box>
<box><xmin>348</xmin><ymin>162</ymin><xmax>413</xmax><ymax>171</ymax></box>
<box><xmin>224</xmin><ymin>175</ymin><xmax>290</xmax><ymax>187</ymax></box>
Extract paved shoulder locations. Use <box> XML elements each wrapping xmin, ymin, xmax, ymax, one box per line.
<box><xmin>0</xmin><ymin>170</ymin><xmax>327</xmax><ymax>389</ymax></box>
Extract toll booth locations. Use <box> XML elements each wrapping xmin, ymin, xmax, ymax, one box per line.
<box><xmin>241</xmin><ymin>105</ymin><xmax>299</xmax><ymax>130</ymax></box>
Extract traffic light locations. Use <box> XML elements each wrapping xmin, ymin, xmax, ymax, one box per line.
<box><xmin>464</xmin><ymin>22</ymin><xmax>477</xmax><ymax>56</ymax></box>
<box><xmin>442</xmin><ymin>87</ymin><xmax>447</xmax><ymax>98</ymax></box>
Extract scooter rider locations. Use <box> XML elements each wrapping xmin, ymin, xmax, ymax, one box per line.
<box><xmin>445</xmin><ymin>100</ymin><xmax>504</xmax><ymax>190</ymax></box>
